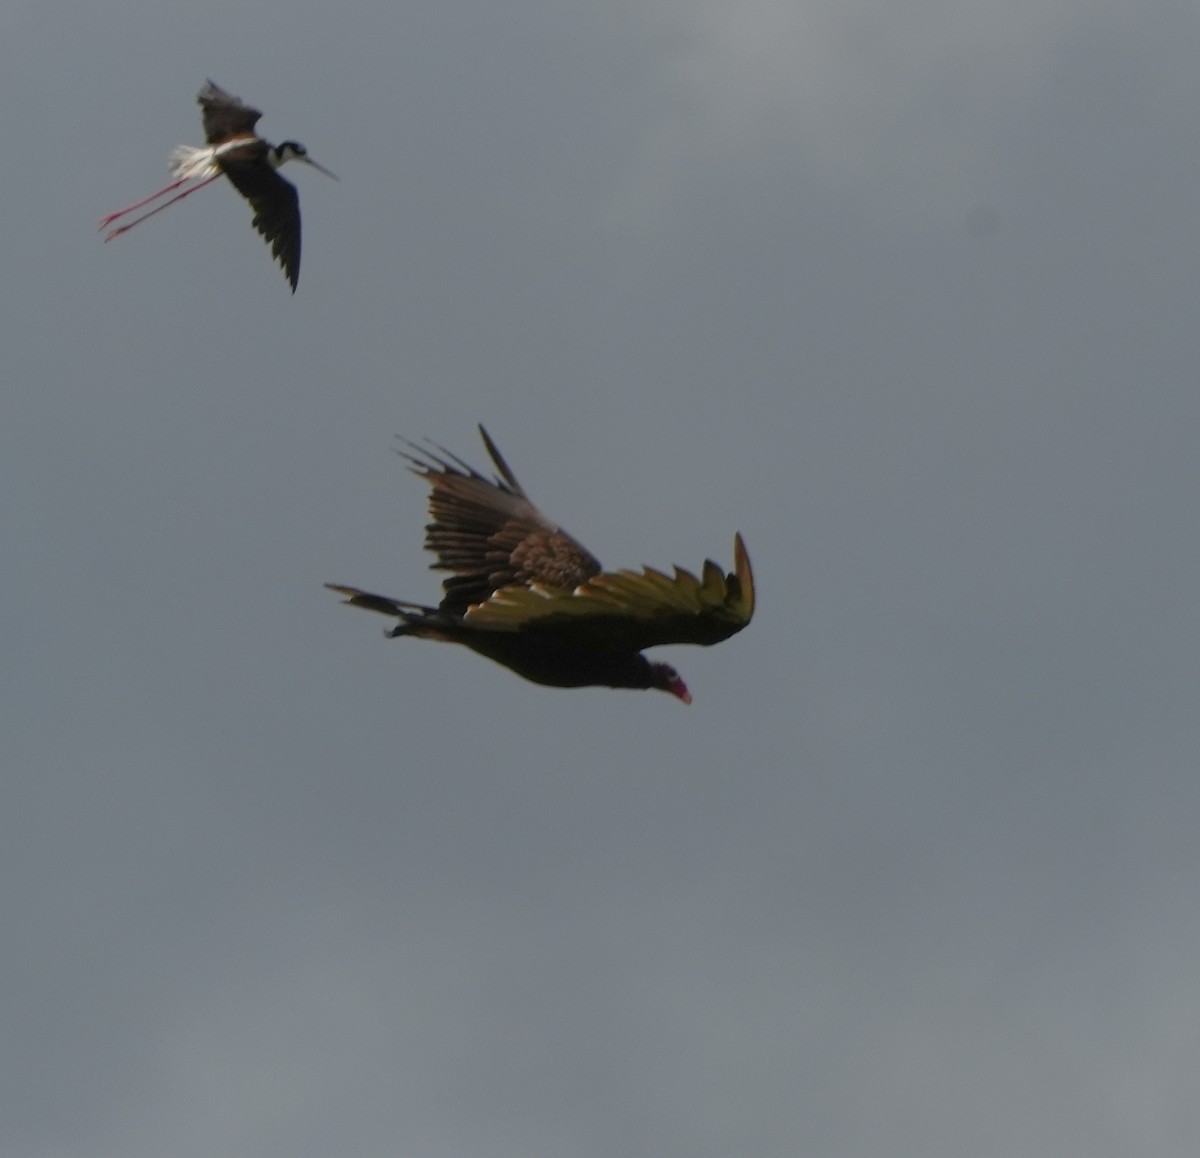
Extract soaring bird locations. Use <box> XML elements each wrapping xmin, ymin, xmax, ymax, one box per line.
<box><xmin>326</xmin><ymin>428</ymin><xmax>755</xmax><ymax>703</ymax></box>
<box><xmin>100</xmin><ymin>80</ymin><xmax>336</xmax><ymax>291</ymax></box>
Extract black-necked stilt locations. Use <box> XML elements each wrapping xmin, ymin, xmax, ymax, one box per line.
<box><xmin>100</xmin><ymin>80</ymin><xmax>336</xmax><ymax>292</ymax></box>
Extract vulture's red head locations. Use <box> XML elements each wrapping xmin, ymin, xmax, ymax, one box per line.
<box><xmin>651</xmin><ymin>662</ymin><xmax>692</xmax><ymax>705</ymax></box>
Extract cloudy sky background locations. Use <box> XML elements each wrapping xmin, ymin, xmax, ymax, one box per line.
<box><xmin>4</xmin><ymin>2</ymin><xmax>1200</xmax><ymax>1154</ymax></box>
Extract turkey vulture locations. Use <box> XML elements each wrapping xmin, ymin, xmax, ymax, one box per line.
<box><xmin>326</xmin><ymin>427</ymin><xmax>755</xmax><ymax>703</ymax></box>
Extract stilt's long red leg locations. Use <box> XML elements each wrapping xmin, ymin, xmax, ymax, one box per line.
<box><xmin>102</xmin><ymin>174</ymin><xmax>221</xmax><ymax>242</ymax></box>
<box><xmin>99</xmin><ymin>176</ymin><xmax>192</xmax><ymax>230</ymax></box>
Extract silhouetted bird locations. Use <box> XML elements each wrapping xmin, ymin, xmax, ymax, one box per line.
<box><xmin>327</xmin><ymin>427</ymin><xmax>754</xmax><ymax>703</ymax></box>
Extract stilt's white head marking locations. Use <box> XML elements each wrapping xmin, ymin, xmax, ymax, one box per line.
<box><xmin>273</xmin><ymin>141</ymin><xmax>309</xmax><ymax>167</ymax></box>
<box><xmin>273</xmin><ymin>142</ymin><xmax>338</xmax><ymax>180</ymax></box>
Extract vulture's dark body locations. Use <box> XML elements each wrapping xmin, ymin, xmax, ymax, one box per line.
<box><xmin>393</xmin><ymin>614</ymin><xmax>669</xmax><ymax>691</ymax></box>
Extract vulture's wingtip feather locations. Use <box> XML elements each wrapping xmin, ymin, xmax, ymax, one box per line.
<box><xmin>732</xmin><ymin>532</ymin><xmax>755</xmax><ymax>621</ymax></box>
<box><xmin>477</xmin><ymin>425</ymin><xmax>523</xmax><ymax>493</ymax></box>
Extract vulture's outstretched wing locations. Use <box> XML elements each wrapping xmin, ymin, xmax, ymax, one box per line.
<box><xmin>463</xmin><ymin>533</ymin><xmax>755</xmax><ymax>651</ymax></box>
<box><xmin>401</xmin><ymin>425</ymin><xmax>601</xmax><ymax>616</ymax></box>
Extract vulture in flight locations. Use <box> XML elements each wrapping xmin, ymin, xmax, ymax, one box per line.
<box><xmin>326</xmin><ymin>427</ymin><xmax>755</xmax><ymax>703</ymax></box>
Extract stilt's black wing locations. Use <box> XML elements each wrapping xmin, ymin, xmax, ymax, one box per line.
<box><xmin>198</xmin><ymin>81</ymin><xmax>263</xmax><ymax>143</ymax></box>
<box><xmin>219</xmin><ymin>161</ymin><xmax>301</xmax><ymax>291</ymax></box>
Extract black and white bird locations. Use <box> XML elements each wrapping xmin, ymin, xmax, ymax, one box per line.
<box><xmin>100</xmin><ymin>80</ymin><xmax>336</xmax><ymax>291</ymax></box>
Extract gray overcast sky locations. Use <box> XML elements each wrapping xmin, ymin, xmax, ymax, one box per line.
<box><xmin>4</xmin><ymin>2</ymin><xmax>1200</xmax><ymax>1155</ymax></box>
